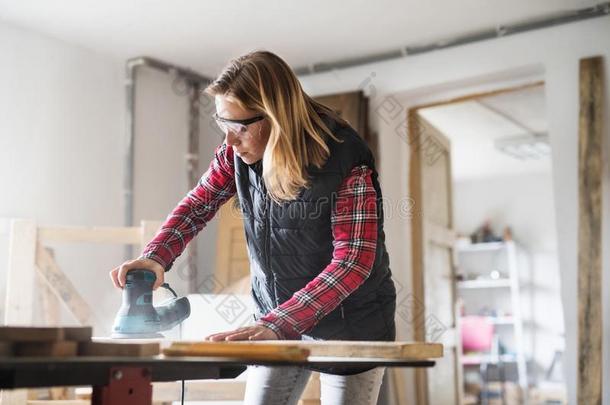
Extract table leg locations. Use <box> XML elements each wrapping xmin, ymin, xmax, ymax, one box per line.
<box><xmin>92</xmin><ymin>367</ymin><xmax>152</xmax><ymax>405</ymax></box>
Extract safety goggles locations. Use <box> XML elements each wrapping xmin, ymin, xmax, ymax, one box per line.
<box><xmin>213</xmin><ymin>113</ymin><xmax>265</xmax><ymax>136</ymax></box>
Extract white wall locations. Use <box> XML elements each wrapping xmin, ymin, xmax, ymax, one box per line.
<box><xmin>453</xmin><ymin>172</ymin><xmax>564</xmax><ymax>383</ymax></box>
<box><xmin>0</xmin><ymin>21</ymin><xmax>125</xmax><ymax>331</ymax></box>
<box><xmin>300</xmin><ymin>16</ymin><xmax>610</xmax><ymax>404</ymax></box>
<box><xmin>0</xmin><ymin>21</ymin><xmax>219</xmax><ymax>336</ymax></box>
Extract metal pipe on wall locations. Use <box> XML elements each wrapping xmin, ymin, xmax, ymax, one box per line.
<box><xmin>294</xmin><ymin>2</ymin><xmax>610</xmax><ymax>76</ymax></box>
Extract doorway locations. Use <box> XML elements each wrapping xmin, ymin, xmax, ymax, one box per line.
<box><xmin>410</xmin><ymin>82</ymin><xmax>566</xmax><ymax>405</ymax></box>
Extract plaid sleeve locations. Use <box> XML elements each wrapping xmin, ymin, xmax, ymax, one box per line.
<box><xmin>258</xmin><ymin>165</ymin><xmax>378</xmax><ymax>339</ymax></box>
<box><xmin>140</xmin><ymin>141</ymin><xmax>236</xmax><ymax>271</ymax></box>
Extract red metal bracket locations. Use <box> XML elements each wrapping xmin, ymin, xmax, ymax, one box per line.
<box><xmin>92</xmin><ymin>366</ymin><xmax>152</xmax><ymax>405</ymax></box>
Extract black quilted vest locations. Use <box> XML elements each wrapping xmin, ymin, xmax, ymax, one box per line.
<box><xmin>234</xmin><ymin>114</ymin><xmax>396</xmax><ymax>345</ymax></box>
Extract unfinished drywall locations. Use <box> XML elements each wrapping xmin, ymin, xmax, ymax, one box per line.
<box><xmin>300</xmin><ymin>16</ymin><xmax>610</xmax><ymax>405</ymax></box>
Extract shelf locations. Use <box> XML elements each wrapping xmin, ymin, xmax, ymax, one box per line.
<box><xmin>460</xmin><ymin>316</ymin><xmax>514</xmax><ymax>325</ymax></box>
<box><xmin>456</xmin><ymin>241</ymin><xmax>508</xmax><ymax>253</ymax></box>
<box><xmin>488</xmin><ymin>316</ymin><xmax>514</xmax><ymax>325</ymax></box>
<box><xmin>457</xmin><ymin>279</ymin><xmax>511</xmax><ymax>289</ymax></box>
<box><xmin>461</xmin><ymin>353</ymin><xmax>517</xmax><ymax>365</ymax></box>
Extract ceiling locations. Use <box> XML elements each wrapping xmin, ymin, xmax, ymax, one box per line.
<box><xmin>418</xmin><ymin>85</ymin><xmax>551</xmax><ymax>181</ymax></box>
<box><xmin>0</xmin><ymin>0</ymin><xmax>598</xmax><ymax>77</ymax></box>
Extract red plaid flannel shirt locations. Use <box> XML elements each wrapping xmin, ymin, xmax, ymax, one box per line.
<box><xmin>141</xmin><ymin>141</ymin><xmax>378</xmax><ymax>339</ymax></box>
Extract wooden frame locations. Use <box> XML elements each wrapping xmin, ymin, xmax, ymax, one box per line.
<box><xmin>2</xmin><ymin>219</ymin><xmax>162</xmax><ymax>405</ymax></box>
<box><xmin>577</xmin><ymin>56</ymin><xmax>604</xmax><ymax>405</ymax></box>
<box><xmin>4</xmin><ymin>219</ymin><xmax>163</xmax><ymax>326</ymax></box>
<box><xmin>407</xmin><ymin>81</ymin><xmax>545</xmax><ymax>405</ymax></box>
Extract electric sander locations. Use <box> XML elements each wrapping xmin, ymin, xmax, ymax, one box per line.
<box><xmin>111</xmin><ymin>269</ymin><xmax>191</xmax><ymax>339</ymax></box>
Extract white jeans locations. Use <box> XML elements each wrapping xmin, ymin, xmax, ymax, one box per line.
<box><xmin>243</xmin><ymin>365</ymin><xmax>386</xmax><ymax>405</ymax></box>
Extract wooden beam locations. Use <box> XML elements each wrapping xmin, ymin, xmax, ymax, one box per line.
<box><xmin>0</xmin><ymin>326</ymin><xmax>64</xmax><ymax>341</ymax></box>
<box><xmin>140</xmin><ymin>221</ymin><xmax>162</xmax><ymax>251</ymax></box>
<box><xmin>78</xmin><ymin>341</ymin><xmax>160</xmax><ymax>357</ymax></box>
<box><xmin>37</xmin><ymin>249</ymin><xmax>60</xmax><ymax>326</ymax></box>
<box><xmin>577</xmin><ymin>56</ymin><xmax>604</xmax><ymax>405</ymax></box>
<box><xmin>425</xmin><ymin>221</ymin><xmax>457</xmax><ymax>248</ymax></box>
<box><xmin>15</xmin><ymin>341</ymin><xmax>78</xmax><ymax>357</ymax></box>
<box><xmin>408</xmin><ymin>108</ymin><xmax>429</xmax><ymax>405</ymax></box>
<box><xmin>38</xmin><ymin>226</ymin><xmax>142</xmax><ymax>245</ymax></box>
<box><xmin>164</xmin><ymin>340</ymin><xmax>443</xmax><ymax>360</ymax></box>
<box><xmin>4</xmin><ymin>219</ymin><xmax>37</xmax><ymax>325</ymax></box>
<box><xmin>410</xmin><ymin>81</ymin><xmax>543</xmax><ymax>111</ymax></box>
<box><xmin>163</xmin><ymin>341</ymin><xmax>310</xmax><ymax>361</ymax></box>
<box><xmin>35</xmin><ymin>245</ymin><xmax>95</xmax><ymax>326</ymax></box>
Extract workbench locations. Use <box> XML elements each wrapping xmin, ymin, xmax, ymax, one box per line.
<box><xmin>0</xmin><ymin>355</ymin><xmax>436</xmax><ymax>404</ymax></box>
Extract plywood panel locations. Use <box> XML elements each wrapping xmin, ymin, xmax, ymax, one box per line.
<box><xmin>215</xmin><ymin>197</ymin><xmax>249</xmax><ymax>292</ymax></box>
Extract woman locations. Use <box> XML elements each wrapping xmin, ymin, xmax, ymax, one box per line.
<box><xmin>109</xmin><ymin>50</ymin><xmax>396</xmax><ymax>405</ymax></box>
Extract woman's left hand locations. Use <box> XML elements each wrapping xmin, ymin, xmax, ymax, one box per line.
<box><xmin>205</xmin><ymin>325</ymin><xmax>279</xmax><ymax>341</ymax></box>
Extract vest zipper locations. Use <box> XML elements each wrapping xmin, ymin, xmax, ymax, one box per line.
<box><xmin>261</xmin><ymin>180</ymin><xmax>277</xmax><ymax>307</ymax></box>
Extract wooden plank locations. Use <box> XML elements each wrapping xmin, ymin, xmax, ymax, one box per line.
<box><xmin>257</xmin><ymin>340</ymin><xmax>443</xmax><ymax>359</ymax></box>
<box><xmin>153</xmin><ymin>380</ymin><xmax>246</xmax><ymax>402</ymax></box>
<box><xmin>0</xmin><ymin>327</ymin><xmax>65</xmax><ymax>342</ymax></box>
<box><xmin>163</xmin><ymin>341</ymin><xmax>442</xmax><ymax>360</ymax></box>
<box><xmin>0</xmin><ymin>326</ymin><xmax>90</xmax><ymax>343</ymax></box>
<box><xmin>62</xmin><ymin>327</ymin><xmax>93</xmax><ymax>342</ymax></box>
<box><xmin>35</xmin><ymin>245</ymin><xmax>95</xmax><ymax>326</ymax></box>
<box><xmin>408</xmin><ymin>108</ymin><xmax>429</xmax><ymax>405</ymax></box>
<box><xmin>230</xmin><ymin>242</ymin><xmax>249</xmax><ymax>260</ymax></box>
<box><xmin>78</xmin><ymin>341</ymin><xmax>160</xmax><ymax>357</ymax></box>
<box><xmin>577</xmin><ymin>56</ymin><xmax>603</xmax><ymax>405</ymax></box>
<box><xmin>4</xmin><ymin>219</ymin><xmax>37</xmax><ymax>325</ymax></box>
<box><xmin>37</xmin><ymin>270</ymin><xmax>60</xmax><ymax>326</ymax></box>
<box><xmin>301</xmin><ymin>373</ymin><xmax>320</xmax><ymax>400</ymax></box>
<box><xmin>38</xmin><ymin>226</ymin><xmax>142</xmax><ymax>245</ymax></box>
<box><xmin>215</xmin><ymin>197</ymin><xmax>247</xmax><ymax>292</ymax></box>
<box><xmin>163</xmin><ymin>341</ymin><xmax>310</xmax><ymax>361</ymax></box>
<box><xmin>48</xmin><ymin>387</ymin><xmax>74</xmax><ymax>401</ymax></box>
<box><xmin>38</xmin><ymin>248</ymin><xmax>61</xmax><ymax>327</ymax></box>
<box><xmin>0</xmin><ymin>390</ymin><xmax>29</xmax><ymax>405</ymax></box>
<box><xmin>15</xmin><ymin>341</ymin><xmax>78</xmax><ymax>357</ymax></box>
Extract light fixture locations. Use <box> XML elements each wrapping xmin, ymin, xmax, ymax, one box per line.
<box><xmin>494</xmin><ymin>132</ymin><xmax>550</xmax><ymax>160</ymax></box>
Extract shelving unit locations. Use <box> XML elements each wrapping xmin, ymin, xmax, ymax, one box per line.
<box><xmin>455</xmin><ymin>240</ymin><xmax>528</xmax><ymax>402</ymax></box>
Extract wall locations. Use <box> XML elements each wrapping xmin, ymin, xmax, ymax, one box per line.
<box><xmin>0</xmin><ymin>20</ymin><xmax>125</xmax><ymax>330</ymax></box>
<box><xmin>0</xmin><ymin>21</ymin><xmax>219</xmax><ymax>336</ymax></box>
<box><xmin>453</xmin><ymin>171</ymin><xmax>564</xmax><ymax>383</ymax></box>
<box><xmin>300</xmin><ymin>16</ymin><xmax>610</xmax><ymax>404</ymax></box>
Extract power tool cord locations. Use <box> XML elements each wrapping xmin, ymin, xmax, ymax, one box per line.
<box><xmin>161</xmin><ymin>282</ymin><xmax>178</xmax><ymax>297</ymax></box>
<box><xmin>161</xmin><ymin>281</ymin><xmax>184</xmax><ymax>403</ymax></box>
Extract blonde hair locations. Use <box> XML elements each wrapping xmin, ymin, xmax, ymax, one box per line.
<box><xmin>205</xmin><ymin>50</ymin><xmax>348</xmax><ymax>203</ymax></box>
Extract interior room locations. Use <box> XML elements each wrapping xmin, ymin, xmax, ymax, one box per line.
<box><xmin>0</xmin><ymin>1</ymin><xmax>608</xmax><ymax>405</ymax></box>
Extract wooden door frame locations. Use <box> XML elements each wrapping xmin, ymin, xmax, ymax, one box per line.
<box><xmin>576</xmin><ymin>56</ymin><xmax>603</xmax><ymax>405</ymax></box>
<box><xmin>407</xmin><ymin>80</ymin><xmax>544</xmax><ymax>405</ymax></box>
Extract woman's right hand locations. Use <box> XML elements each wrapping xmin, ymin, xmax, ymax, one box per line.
<box><xmin>109</xmin><ymin>257</ymin><xmax>165</xmax><ymax>290</ymax></box>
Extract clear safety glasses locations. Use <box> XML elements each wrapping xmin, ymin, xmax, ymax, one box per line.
<box><xmin>213</xmin><ymin>113</ymin><xmax>265</xmax><ymax>137</ymax></box>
